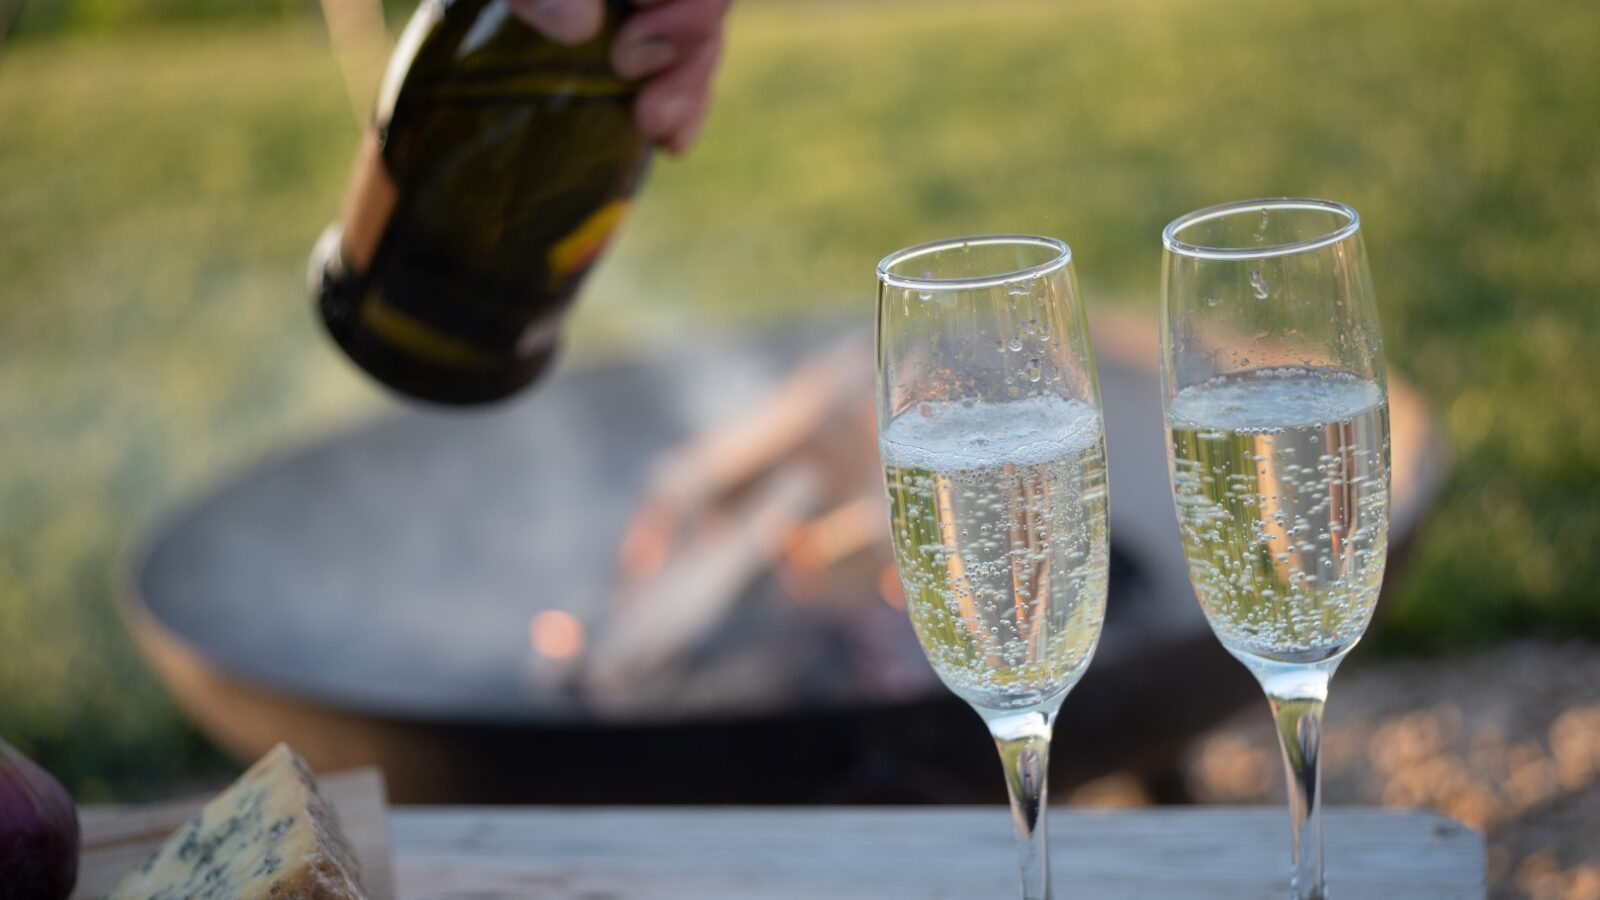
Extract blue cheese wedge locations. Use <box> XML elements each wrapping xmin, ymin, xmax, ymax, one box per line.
<box><xmin>108</xmin><ymin>743</ymin><xmax>367</xmax><ymax>900</ymax></box>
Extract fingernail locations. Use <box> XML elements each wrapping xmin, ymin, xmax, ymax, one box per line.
<box><xmin>615</xmin><ymin>38</ymin><xmax>676</xmax><ymax>79</ymax></box>
<box><xmin>528</xmin><ymin>0</ymin><xmax>598</xmax><ymax>45</ymax></box>
<box><xmin>648</xmin><ymin>91</ymin><xmax>690</xmax><ymax>136</ymax></box>
<box><xmin>667</xmin><ymin>114</ymin><xmax>706</xmax><ymax>155</ymax></box>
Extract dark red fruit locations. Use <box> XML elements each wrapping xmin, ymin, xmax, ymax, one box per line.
<box><xmin>0</xmin><ymin>737</ymin><xmax>78</xmax><ymax>900</ymax></box>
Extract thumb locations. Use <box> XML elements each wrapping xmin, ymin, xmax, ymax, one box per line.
<box><xmin>507</xmin><ymin>0</ymin><xmax>605</xmax><ymax>45</ymax></box>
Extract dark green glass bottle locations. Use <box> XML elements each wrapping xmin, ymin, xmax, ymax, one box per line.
<box><xmin>312</xmin><ymin>0</ymin><xmax>650</xmax><ymax>405</ymax></box>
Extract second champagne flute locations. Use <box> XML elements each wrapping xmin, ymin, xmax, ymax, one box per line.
<box><xmin>876</xmin><ymin>236</ymin><xmax>1110</xmax><ymax>900</ymax></box>
<box><xmin>1160</xmin><ymin>199</ymin><xmax>1391</xmax><ymax>900</ymax></box>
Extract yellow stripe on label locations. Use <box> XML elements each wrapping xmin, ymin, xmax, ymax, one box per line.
<box><xmin>361</xmin><ymin>298</ymin><xmax>499</xmax><ymax>369</ymax></box>
<box><xmin>548</xmin><ymin>199</ymin><xmax>630</xmax><ymax>282</ymax></box>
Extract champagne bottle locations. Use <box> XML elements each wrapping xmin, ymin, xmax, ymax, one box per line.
<box><xmin>311</xmin><ymin>0</ymin><xmax>650</xmax><ymax>405</ymax></box>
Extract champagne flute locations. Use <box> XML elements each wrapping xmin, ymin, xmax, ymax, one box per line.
<box><xmin>876</xmin><ymin>236</ymin><xmax>1110</xmax><ymax>900</ymax></box>
<box><xmin>1160</xmin><ymin>199</ymin><xmax>1390</xmax><ymax>899</ymax></box>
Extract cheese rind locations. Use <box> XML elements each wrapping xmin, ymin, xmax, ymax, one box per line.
<box><xmin>108</xmin><ymin>744</ymin><xmax>367</xmax><ymax>900</ymax></box>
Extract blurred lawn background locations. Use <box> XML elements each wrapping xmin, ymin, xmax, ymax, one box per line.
<box><xmin>1</xmin><ymin>0</ymin><xmax>1597</xmax><ymax>797</ymax></box>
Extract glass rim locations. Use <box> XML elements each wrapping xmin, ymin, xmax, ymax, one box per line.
<box><xmin>1162</xmin><ymin>197</ymin><xmax>1360</xmax><ymax>260</ymax></box>
<box><xmin>876</xmin><ymin>234</ymin><xmax>1072</xmax><ymax>291</ymax></box>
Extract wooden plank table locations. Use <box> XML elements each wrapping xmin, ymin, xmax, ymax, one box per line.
<box><xmin>388</xmin><ymin>807</ymin><xmax>1485</xmax><ymax>899</ymax></box>
<box><xmin>79</xmin><ymin>775</ymin><xmax>1483</xmax><ymax>898</ymax></box>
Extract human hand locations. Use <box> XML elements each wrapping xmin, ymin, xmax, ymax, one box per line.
<box><xmin>507</xmin><ymin>0</ymin><xmax>730</xmax><ymax>153</ymax></box>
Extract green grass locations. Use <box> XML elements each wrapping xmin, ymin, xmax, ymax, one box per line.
<box><xmin>1</xmin><ymin>0</ymin><xmax>1597</xmax><ymax>795</ymax></box>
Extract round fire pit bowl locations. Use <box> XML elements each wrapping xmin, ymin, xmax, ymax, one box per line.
<box><xmin>124</xmin><ymin>312</ymin><xmax>1445</xmax><ymax>803</ymax></box>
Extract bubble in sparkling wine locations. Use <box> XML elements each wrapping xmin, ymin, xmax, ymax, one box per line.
<box><xmin>1250</xmin><ymin>269</ymin><xmax>1270</xmax><ymax>300</ymax></box>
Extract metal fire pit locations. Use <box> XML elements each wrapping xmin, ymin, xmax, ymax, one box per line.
<box><xmin>123</xmin><ymin>313</ymin><xmax>1444</xmax><ymax>803</ymax></box>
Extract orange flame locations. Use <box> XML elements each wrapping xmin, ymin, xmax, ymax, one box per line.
<box><xmin>878</xmin><ymin>563</ymin><xmax>905</xmax><ymax>610</ymax></box>
<box><xmin>530</xmin><ymin>610</ymin><xmax>585</xmax><ymax>660</ymax></box>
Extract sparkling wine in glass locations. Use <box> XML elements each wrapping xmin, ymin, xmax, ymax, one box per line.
<box><xmin>876</xmin><ymin>236</ymin><xmax>1110</xmax><ymax>900</ymax></box>
<box><xmin>1160</xmin><ymin>199</ymin><xmax>1390</xmax><ymax>900</ymax></box>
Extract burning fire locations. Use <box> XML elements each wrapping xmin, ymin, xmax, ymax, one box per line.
<box><xmin>878</xmin><ymin>563</ymin><xmax>905</xmax><ymax>610</ymax></box>
<box><xmin>530</xmin><ymin>610</ymin><xmax>585</xmax><ymax>660</ymax></box>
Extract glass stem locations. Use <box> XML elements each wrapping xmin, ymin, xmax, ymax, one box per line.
<box><xmin>984</xmin><ymin>706</ymin><xmax>1058</xmax><ymax>900</ymax></box>
<box><xmin>1255</xmin><ymin>661</ymin><xmax>1336</xmax><ymax>900</ymax></box>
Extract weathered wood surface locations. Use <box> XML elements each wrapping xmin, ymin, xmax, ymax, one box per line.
<box><xmin>78</xmin><ymin>800</ymin><xmax>1479</xmax><ymax>899</ymax></box>
<box><xmin>76</xmin><ymin>767</ymin><xmax>395</xmax><ymax>900</ymax></box>
<box><xmin>389</xmin><ymin>806</ymin><xmax>1484</xmax><ymax>900</ymax></box>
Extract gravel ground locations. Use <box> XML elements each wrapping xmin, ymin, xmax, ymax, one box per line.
<box><xmin>1177</xmin><ymin>641</ymin><xmax>1600</xmax><ymax>899</ymax></box>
